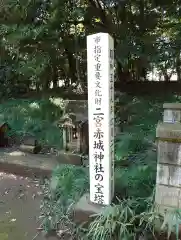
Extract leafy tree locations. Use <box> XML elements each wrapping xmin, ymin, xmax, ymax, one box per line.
<box><xmin>0</xmin><ymin>0</ymin><xmax>181</xmax><ymax>95</ymax></box>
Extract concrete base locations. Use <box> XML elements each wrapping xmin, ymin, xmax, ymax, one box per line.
<box><xmin>73</xmin><ymin>193</ymin><xmax>104</xmax><ymax>225</ymax></box>
<box><xmin>0</xmin><ymin>148</ymin><xmax>83</xmax><ymax>178</ymax></box>
<box><xmin>56</xmin><ymin>151</ymin><xmax>82</xmax><ymax>166</ymax></box>
<box><xmin>155</xmin><ymin>204</ymin><xmax>177</xmax><ymax>216</ymax></box>
<box><xmin>0</xmin><ymin>149</ymin><xmax>58</xmax><ymax>178</ymax></box>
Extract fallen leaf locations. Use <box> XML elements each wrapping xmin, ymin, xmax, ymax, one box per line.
<box><xmin>18</xmin><ymin>193</ymin><xmax>25</xmax><ymax>198</ymax></box>
<box><xmin>8</xmin><ymin>151</ymin><xmax>26</xmax><ymax>156</ymax></box>
<box><xmin>37</xmin><ymin>227</ymin><xmax>43</xmax><ymax>231</ymax></box>
<box><xmin>10</xmin><ymin>218</ymin><xmax>16</xmax><ymax>222</ymax></box>
<box><xmin>57</xmin><ymin>229</ymin><xmax>68</xmax><ymax>237</ymax></box>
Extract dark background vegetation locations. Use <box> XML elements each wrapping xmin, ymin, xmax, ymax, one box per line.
<box><xmin>1</xmin><ymin>0</ymin><xmax>181</xmax><ymax>97</ymax></box>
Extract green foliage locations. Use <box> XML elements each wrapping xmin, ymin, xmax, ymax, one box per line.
<box><xmin>114</xmin><ymin>158</ymin><xmax>156</xmax><ymax>199</ymax></box>
<box><xmin>87</xmin><ymin>195</ymin><xmax>181</xmax><ymax>240</ymax></box>
<box><xmin>1</xmin><ymin>0</ymin><xmax>181</xmax><ymax>92</ymax></box>
<box><xmin>160</xmin><ymin>208</ymin><xmax>181</xmax><ymax>240</ymax></box>
<box><xmin>115</xmin><ymin>93</ymin><xmax>180</xmax><ymax>164</ymax></box>
<box><xmin>85</xmin><ymin>92</ymin><xmax>181</xmax><ymax>240</ymax></box>
<box><xmin>50</xmin><ymin>164</ymin><xmax>89</xmax><ymax>201</ymax></box>
<box><xmin>0</xmin><ymin>98</ymin><xmax>63</xmax><ymax>148</ymax></box>
<box><xmin>87</xmin><ymin>195</ymin><xmax>159</xmax><ymax>240</ymax></box>
<box><xmin>38</xmin><ymin>93</ymin><xmax>176</xmax><ymax>238</ymax></box>
<box><xmin>40</xmin><ymin>164</ymin><xmax>89</xmax><ymax>232</ymax></box>
<box><xmin>87</xmin><ymin>198</ymin><xmax>138</xmax><ymax>240</ymax></box>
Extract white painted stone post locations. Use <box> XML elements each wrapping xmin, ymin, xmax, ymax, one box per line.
<box><xmin>87</xmin><ymin>33</ymin><xmax>114</xmax><ymax>205</ymax></box>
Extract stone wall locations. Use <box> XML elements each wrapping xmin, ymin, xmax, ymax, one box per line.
<box><xmin>155</xmin><ymin>104</ymin><xmax>181</xmax><ymax>213</ymax></box>
<box><xmin>163</xmin><ymin>103</ymin><xmax>181</xmax><ymax>123</ymax></box>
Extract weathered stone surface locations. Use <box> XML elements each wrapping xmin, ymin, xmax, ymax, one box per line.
<box><xmin>157</xmin><ymin>141</ymin><xmax>181</xmax><ymax>165</ymax></box>
<box><xmin>169</xmin><ymin>165</ymin><xmax>181</xmax><ymax>187</ymax></box>
<box><xmin>163</xmin><ymin>102</ymin><xmax>181</xmax><ymax>124</ymax></box>
<box><xmin>163</xmin><ymin>103</ymin><xmax>181</xmax><ymax>110</ymax></box>
<box><xmin>22</xmin><ymin>136</ymin><xmax>38</xmax><ymax>146</ymax></box>
<box><xmin>0</xmin><ymin>151</ymin><xmax>57</xmax><ymax>177</ymax></box>
<box><xmin>19</xmin><ymin>144</ymin><xmax>41</xmax><ymax>154</ymax></box>
<box><xmin>155</xmin><ymin>118</ymin><xmax>181</xmax><ymax>216</ymax></box>
<box><xmin>155</xmin><ymin>204</ymin><xmax>175</xmax><ymax>216</ymax></box>
<box><xmin>155</xmin><ymin>185</ymin><xmax>180</xmax><ymax>207</ymax></box>
<box><xmin>163</xmin><ymin>109</ymin><xmax>181</xmax><ymax>123</ymax></box>
<box><xmin>156</xmin><ymin>122</ymin><xmax>181</xmax><ymax>140</ymax></box>
<box><xmin>59</xmin><ymin>100</ymin><xmax>89</xmax><ymax>155</ymax></box>
<box><xmin>56</xmin><ymin>151</ymin><xmax>82</xmax><ymax>165</ymax></box>
<box><xmin>178</xmin><ymin>198</ymin><xmax>181</xmax><ymax>208</ymax></box>
<box><xmin>156</xmin><ymin>164</ymin><xmax>169</xmax><ymax>185</ymax></box>
<box><xmin>73</xmin><ymin>193</ymin><xmax>104</xmax><ymax>225</ymax></box>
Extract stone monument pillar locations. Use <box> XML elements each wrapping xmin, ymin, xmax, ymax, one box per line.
<box><xmin>87</xmin><ymin>32</ymin><xmax>114</xmax><ymax>205</ymax></box>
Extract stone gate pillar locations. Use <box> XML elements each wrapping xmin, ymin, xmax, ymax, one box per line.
<box><xmin>155</xmin><ymin>122</ymin><xmax>181</xmax><ymax>213</ymax></box>
<box><xmin>163</xmin><ymin>103</ymin><xmax>181</xmax><ymax>123</ymax></box>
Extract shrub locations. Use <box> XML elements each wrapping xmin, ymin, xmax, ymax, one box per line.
<box><xmin>40</xmin><ymin>164</ymin><xmax>89</xmax><ymax>233</ymax></box>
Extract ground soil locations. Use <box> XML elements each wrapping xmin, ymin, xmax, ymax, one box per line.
<box><xmin>0</xmin><ymin>172</ymin><xmax>57</xmax><ymax>240</ymax></box>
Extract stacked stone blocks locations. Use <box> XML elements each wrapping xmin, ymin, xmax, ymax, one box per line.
<box><xmin>155</xmin><ymin>103</ymin><xmax>181</xmax><ymax>212</ymax></box>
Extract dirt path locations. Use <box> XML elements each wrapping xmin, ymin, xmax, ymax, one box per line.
<box><xmin>0</xmin><ymin>172</ymin><xmax>57</xmax><ymax>240</ymax></box>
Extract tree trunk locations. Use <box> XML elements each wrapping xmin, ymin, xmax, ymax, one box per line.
<box><xmin>52</xmin><ymin>65</ymin><xmax>58</xmax><ymax>89</ymax></box>
<box><xmin>64</xmin><ymin>48</ymin><xmax>77</xmax><ymax>85</ymax></box>
<box><xmin>176</xmin><ymin>55</ymin><xmax>181</xmax><ymax>81</ymax></box>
